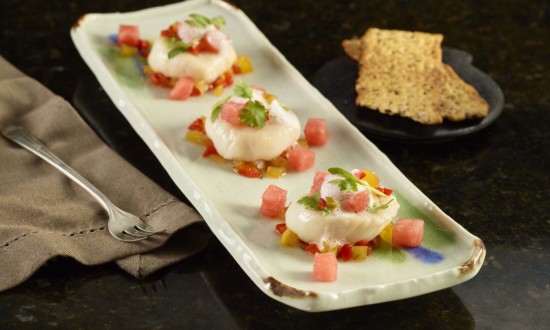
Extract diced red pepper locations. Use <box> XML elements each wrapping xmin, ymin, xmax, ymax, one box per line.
<box><xmin>339</xmin><ymin>243</ymin><xmax>353</xmax><ymax>262</ymax></box>
<box><xmin>198</xmin><ymin>35</ymin><xmax>219</xmax><ymax>53</ymax></box>
<box><xmin>354</xmin><ymin>239</ymin><xmax>369</xmax><ymax>246</ymax></box>
<box><xmin>236</xmin><ymin>162</ymin><xmax>262</xmax><ymax>178</ymax></box>
<box><xmin>188</xmin><ymin>117</ymin><xmax>205</xmax><ymax>133</ymax></box>
<box><xmin>148</xmin><ymin>72</ymin><xmax>172</xmax><ymax>87</ymax></box>
<box><xmin>202</xmin><ymin>141</ymin><xmax>219</xmax><ymax>158</ymax></box>
<box><xmin>305</xmin><ymin>243</ymin><xmax>320</xmax><ymax>255</ymax></box>
<box><xmin>160</xmin><ymin>25</ymin><xmax>177</xmax><ymax>38</ymax></box>
<box><xmin>275</xmin><ymin>223</ymin><xmax>287</xmax><ymax>235</ymax></box>
<box><xmin>376</xmin><ymin>187</ymin><xmax>393</xmax><ymax>196</ymax></box>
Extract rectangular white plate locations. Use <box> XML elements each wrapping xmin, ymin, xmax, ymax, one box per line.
<box><xmin>71</xmin><ymin>0</ymin><xmax>485</xmax><ymax>312</ymax></box>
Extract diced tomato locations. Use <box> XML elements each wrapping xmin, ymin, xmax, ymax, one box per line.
<box><xmin>275</xmin><ymin>223</ymin><xmax>287</xmax><ymax>235</ymax></box>
<box><xmin>169</xmin><ymin>76</ymin><xmax>195</xmax><ymax>100</ymax></box>
<box><xmin>287</xmin><ymin>145</ymin><xmax>315</xmax><ymax>172</ymax></box>
<box><xmin>117</xmin><ymin>25</ymin><xmax>140</xmax><ymax>47</ymax></box>
<box><xmin>223</xmin><ymin>70</ymin><xmax>234</xmax><ymax>87</ymax></box>
<box><xmin>148</xmin><ymin>72</ymin><xmax>172</xmax><ymax>87</ymax></box>
<box><xmin>160</xmin><ymin>24</ymin><xmax>177</xmax><ymax>38</ymax></box>
<box><xmin>188</xmin><ymin>117</ymin><xmax>205</xmax><ymax>133</ymax></box>
<box><xmin>310</xmin><ymin>171</ymin><xmax>329</xmax><ymax>193</ymax></box>
<box><xmin>232</xmin><ymin>63</ymin><xmax>242</xmax><ymax>74</ymax></box>
<box><xmin>305</xmin><ymin>243</ymin><xmax>320</xmax><ymax>255</ymax></box>
<box><xmin>376</xmin><ymin>187</ymin><xmax>393</xmax><ymax>196</ymax></box>
<box><xmin>202</xmin><ymin>141</ymin><xmax>219</xmax><ymax>158</ymax></box>
<box><xmin>260</xmin><ymin>184</ymin><xmax>288</xmax><ymax>218</ymax></box>
<box><xmin>189</xmin><ymin>42</ymin><xmax>201</xmax><ymax>55</ymax></box>
<box><xmin>354</xmin><ymin>239</ymin><xmax>369</xmax><ymax>246</ymax></box>
<box><xmin>313</xmin><ymin>252</ymin><xmax>337</xmax><ymax>282</ymax></box>
<box><xmin>236</xmin><ymin>162</ymin><xmax>263</xmax><ymax>178</ymax></box>
<box><xmin>304</xmin><ymin>118</ymin><xmax>329</xmax><ymax>147</ymax></box>
<box><xmin>339</xmin><ymin>243</ymin><xmax>353</xmax><ymax>262</ymax></box>
<box><xmin>220</xmin><ymin>101</ymin><xmax>247</xmax><ymax>125</ymax></box>
<box><xmin>392</xmin><ymin>218</ymin><xmax>424</xmax><ymax>248</ymax></box>
<box><xmin>341</xmin><ymin>190</ymin><xmax>370</xmax><ymax>212</ymax></box>
<box><xmin>198</xmin><ymin>34</ymin><xmax>219</xmax><ymax>53</ymax></box>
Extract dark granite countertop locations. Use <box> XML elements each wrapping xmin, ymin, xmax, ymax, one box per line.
<box><xmin>1</xmin><ymin>0</ymin><xmax>548</xmax><ymax>328</ymax></box>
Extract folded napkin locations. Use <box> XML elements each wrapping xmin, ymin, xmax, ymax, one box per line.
<box><xmin>0</xmin><ymin>56</ymin><xmax>210</xmax><ymax>292</ymax></box>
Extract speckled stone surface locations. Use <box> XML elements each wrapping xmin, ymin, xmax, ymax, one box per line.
<box><xmin>1</xmin><ymin>0</ymin><xmax>549</xmax><ymax>328</ymax></box>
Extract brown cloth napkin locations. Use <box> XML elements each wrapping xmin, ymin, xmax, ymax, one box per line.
<box><xmin>0</xmin><ymin>56</ymin><xmax>210</xmax><ymax>292</ymax></box>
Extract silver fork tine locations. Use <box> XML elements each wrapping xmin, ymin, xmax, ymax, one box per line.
<box><xmin>2</xmin><ymin>126</ymin><xmax>165</xmax><ymax>242</ymax></box>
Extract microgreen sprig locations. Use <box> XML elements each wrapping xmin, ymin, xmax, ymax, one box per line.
<box><xmin>239</xmin><ymin>100</ymin><xmax>267</xmax><ymax>128</ymax></box>
<box><xmin>367</xmin><ymin>199</ymin><xmax>394</xmax><ymax>213</ymax></box>
<box><xmin>186</xmin><ymin>13</ymin><xmax>226</xmax><ymax>29</ymax></box>
<box><xmin>327</xmin><ymin>167</ymin><xmax>387</xmax><ymax>197</ymax></box>
<box><xmin>297</xmin><ymin>192</ymin><xmax>332</xmax><ymax>215</ymax></box>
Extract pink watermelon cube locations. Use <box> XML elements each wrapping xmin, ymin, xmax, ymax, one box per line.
<box><xmin>169</xmin><ymin>76</ymin><xmax>194</xmax><ymax>100</ymax></box>
<box><xmin>313</xmin><ymin>252</ymin><xmax>337</xmax><ymax>282</ymax></box>
<box><xmin>117</xmin><ymin>25</ymin><xmax>140</xmax><ymax>47</ymax></box>
<box><xmin>310</xmin><ymin>171</ymin><xmax>329</xmax><ymax>193</ymax></box>
<box><xmin>304</xmin><ymin>118</ymin><xmax>329</xmax><ymax>146</ymax></box>
<box><xmin>341</xmin><ymin>190</ymin><xmax>370</xmax><ymax>212</ymax></box>
<box><xmin>220</xmin><ymin>100</ymin><xmax>247</xmax><ymax>125</ymax></box>
<box><xmin>288</xmin><ymin>145</ymin><xmax>315</xmax><ymax>172</ymax></box>
<box><xmin>260</xmin><ymin>184</ymin><xmax>287</xmax><ymax>218</ymax></box>
<box><xmin>392</xmin><ymin>218</ymin><xmax>424</xmax><ymax>248</ymax></box>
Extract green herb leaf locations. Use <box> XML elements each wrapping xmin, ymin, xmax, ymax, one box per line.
<box><xmin>210</xmin><ymin>15</ymin><xmax>226</xmax><ymax>29</ymax></box>
<box><xmin>367</xmin><ymin>199</ymin><xmax>393</xmax><ymax>213</ymax></box>
<box><xmin>239</xmin><ymin>100</ymin><xmax>267</xmax><ymax>128</ymax></box>
<box><xmin>186</xmin><ymin>13</ymin><xmax>210</xmax><ymax>28</ymax></box>
<box><xmin>298</xmin><ymin>192</ymin><xmax>321</xmax><ymax>210</ymax></box>
<box><xmin>168</xmin><ymin>47</ymin><xmax>187</xmax><ymax>58</ymax></box>
<box><xmin>210</xmin><ymin>96</ymin><xmax>231</xmax><ymax>123</ymax></box>
<box><xmin>186</xmin><ymin>13</ymin><xmax>226</xmax><ymax>29</ymax></box>
<box><xmin>233</xmin><ymin>81</ymin><xmax>253</xmax><ymax>99</ymax></box>
<box><xmin>327</xmin><ymin>167</ymin><xmax>365</xmax><ymax>192</ymax></box>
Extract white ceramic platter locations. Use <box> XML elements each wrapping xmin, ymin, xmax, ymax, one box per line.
<box><xmin>71</xmin><ymin>0</ymin><xmax>485</xmax><ymax>312</ymax></box>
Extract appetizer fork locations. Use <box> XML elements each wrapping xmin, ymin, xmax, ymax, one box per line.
<box><xmin>2</xmin><ymin>126</ymin><xmax>164</xmax><ymax>242</ymax></box>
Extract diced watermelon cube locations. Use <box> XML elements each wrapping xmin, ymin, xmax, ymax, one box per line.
<box><xmin>304</xmin><ymin>118</ymin><xmax>329</xmax><ymax>146</ymax></box>
<box><xmin>341</xmin><ymin>190</ymin><xmax>370</xmax><ymax>212</ymax></box>
<box><xmin>310</xmin><ymin>171</ymin><xmax>329</xmax><ymax>193</ymax></box>
<box><xmin>260</xmin><ymin>184</ymin><xmax>287</xmax><ymax>218</ymax></box>
<box><xmin>288</xmin><ymin>145</ymin><xmax>315</xmax><ymax>172</ymax></box>
<box><xmin>169</xmin><ymin>76</ymin><xmax>194</xmax><ymax>100</ymax></box>
<box><xmin>313</xmin><ymin>252</ymin><xmax>337</xmax><ymax>282</ymax></box>
<box><xmin>117</xmin><ymin>25</ymin><xmax>140</xmax><ymax>47</ymax></box>
<box><xmin>220</xmin><ymin>101</ymin><xmax>246</xmax><ymax>125</ymax></box>
<box><xmin>392</xmin><ymin>218</ymin><xmax>424</xmax><ymax>248</ymax></box>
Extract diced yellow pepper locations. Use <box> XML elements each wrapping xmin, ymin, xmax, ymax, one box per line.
<box><xmin>266</xmin><ymin>166</ymin><xmax>285</xmax><ymax>178</ymax></box>
<box><xmin>351</xmin><ymin>246</ymin><xmax>368</xmax><ymax>261</ymax></box>
<box><xmin>194</xmin><ymin>80</ymin><xmax>209</xmax><ymax>94</ymax></box>
<box><xmin>118</xmin><ymin>44</ymin><xmax>138</xmax><ymax>57</ymax></box>
<box><xmin>281</xmin><ymin>229</ymin><xmax>299</xmax><ymax>247</ymax></box>
<box><xmin>361</xmin><ymin>169</ymin><xmax>380</xmax><ymax>187</ymax></box>
<box><xmin>235</xmin><ymin>55</ymin><xmax>253</xmax><ymax>74</ymax></box>
<box><xmin>212</xmin><ymin>84</ymin><xmax>224</xmax><ymax>96</ymax></box>
<box><xmin>184</xmin><ymin>130</ymin><xmax>210</xmax><ymax>146</ymax></box>
<box><xmin>379</xmin><ymin>224</ymin><xmax>393</xmax><ymax>243</ymax></box>
<box><xmin>142</xmin><ymin>65</ymin><xmax>154</xmax><ymax>75</ymax></box>
<box><xmin>262</xmin><ymin>92</ymin><xmax>277</xmax><ymax>104</ymax></box>
<box><xmin>297</xmin><ymin>138</ymin><xmax>308</xmax><ymax>147</ymax></box>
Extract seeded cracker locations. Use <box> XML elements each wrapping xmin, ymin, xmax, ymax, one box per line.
<box><xmin>439</xmin><ymin>64</ymin><xmax>489</xmax><ymax>121</ymax></box>
<box><xmin>355</xmin><ymin>28</ymin><xmax>445</xmax><ymax>124</ymax></box>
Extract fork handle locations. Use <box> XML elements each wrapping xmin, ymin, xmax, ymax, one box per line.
<box><xmin>2</xmin><ymin>126</ymin><xmax>113</xmax><ymax>212</ymax></box>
